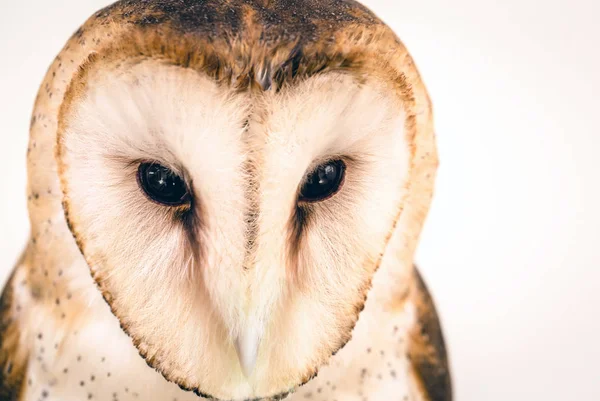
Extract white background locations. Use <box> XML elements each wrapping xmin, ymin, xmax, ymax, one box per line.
<box><xmin>1</xmin><ymin>0</ymin><xmax>599</xmax><ymax>400</ymax></box>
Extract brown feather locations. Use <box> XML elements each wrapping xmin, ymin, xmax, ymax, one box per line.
<box><xmin>0</xmin><ymin>256</ymin><xmax>29</xmax><ymax>401</ymax></box>
<box><xmin>408</xmin><ymin>267</ymin><xmax>453</xmax><ymax>401</ymax></box>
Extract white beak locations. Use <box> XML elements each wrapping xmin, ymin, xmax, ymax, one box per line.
<box><xmin>234</xmin><ymin>325</ymin><xmax>261</xmax><ymax>378</ymax></box>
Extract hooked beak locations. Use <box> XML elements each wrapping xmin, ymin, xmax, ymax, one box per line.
<box><xmin>234</xmin><ymin>325</ymin><xmax>261</xmax><ymax>378</ymax></box>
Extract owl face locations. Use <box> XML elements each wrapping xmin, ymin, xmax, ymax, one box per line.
<box><xmin>57</xmin><ymin>57</ymin><xmax>411</xmax><ymax>399</ymax></box>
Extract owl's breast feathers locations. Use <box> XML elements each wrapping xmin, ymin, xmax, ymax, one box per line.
<box><xmin>0</xmin><ymin>265</ymin><xmax>453</xmax><ymax>401</ymax></box>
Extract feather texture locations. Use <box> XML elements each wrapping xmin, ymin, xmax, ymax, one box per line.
<box><xmin>2</xmin><ymin>1</ymin><xmax>449</xmax><ymax>400</ymax></box>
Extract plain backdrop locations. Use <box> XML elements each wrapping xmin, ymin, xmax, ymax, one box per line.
<box><xmin>1</xmin><ymin>0</ymin><xmax>599</xmax><ymax>400</ymax></box>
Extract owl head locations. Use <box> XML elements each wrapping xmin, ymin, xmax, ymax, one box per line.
<box><xmin>43</xmin><ymin>0</ymin><xmax>437</xmax><ymax>399</ymax></box>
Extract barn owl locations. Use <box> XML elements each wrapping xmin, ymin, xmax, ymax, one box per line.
<box><xmin>0</xmin><ymin>1</ymin><xmax>451</xmax><ymax>400</ymax></box>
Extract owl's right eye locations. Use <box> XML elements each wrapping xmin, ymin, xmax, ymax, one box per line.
<box><xmin>137</xmin><ymin>163</ymin><xmax>190</xmax><ymax>206</ymax></box>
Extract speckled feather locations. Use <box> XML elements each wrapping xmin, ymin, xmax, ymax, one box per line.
<box><xmin>1</xmin><ymin>1</ymin><xmax>450</xmax><ymax>400</ymax></box>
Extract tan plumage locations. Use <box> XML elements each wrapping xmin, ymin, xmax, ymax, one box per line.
<box><xmin>0</xmin><ymin>1</ymin><xmax>451</xmax><ymax>400</ymax></box>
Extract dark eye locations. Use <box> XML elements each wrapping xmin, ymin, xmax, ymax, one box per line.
<box><xmin>299</xmin><ymin>160</ymin><xmax>346</xmax><ymax>203</ymax></box>
<box><xmin>137</xmin><ymin>163</ymin><xmax>190</xmax><ymax>206</ymax></box>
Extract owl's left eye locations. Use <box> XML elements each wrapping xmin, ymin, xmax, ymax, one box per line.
<box><xmin>299</xmin><ymin>160</ymin><xmax>346</xmax><ymax>203</ymax></box>
<box><xmin>137</xmin><ymin>163</ymin><xmax>190</xmax><ymax>206</ymax></box>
